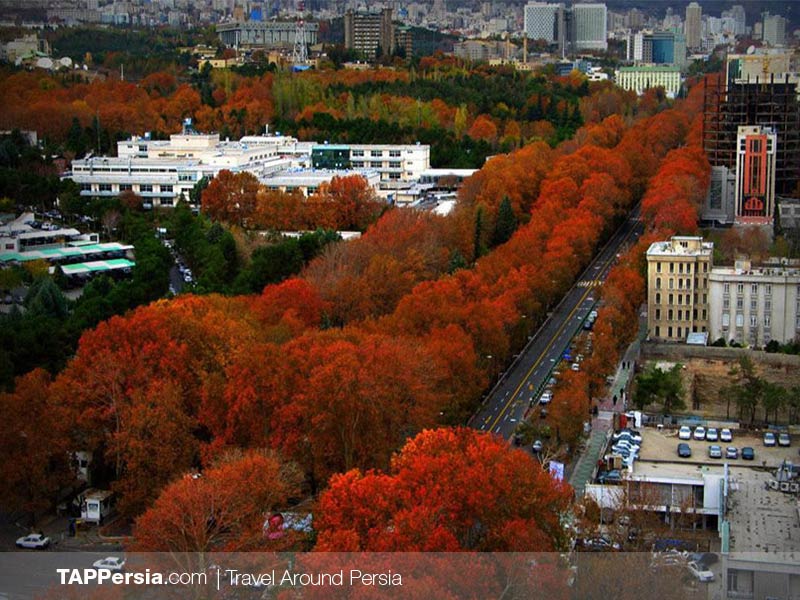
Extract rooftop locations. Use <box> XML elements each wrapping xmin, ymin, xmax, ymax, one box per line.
<box><xmin>56</xmin><ymin>258</ymin><xmax>136</xmax><ymax>276</ymax></box>
<box><xmin>0</xmin><ymin>242</ymin><xmax>133</xmax><ymax>264</ymax></box>
<box><xmin>646</xmin><ymin>236</ymin><xmax>713</xmax><ymax>258</ymax></box>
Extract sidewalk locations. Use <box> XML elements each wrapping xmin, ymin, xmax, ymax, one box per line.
<box><xmin>567</xmin><ymin>309</ymin><xmax>647</xmax><ymax>496</ymax></box>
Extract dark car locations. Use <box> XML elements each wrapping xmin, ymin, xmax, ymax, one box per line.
<box><xmin>742</xmin><ymin>447</ymin><xmax>755</xmax><ymax>460</ymax></box>
<box><xmin>598</xmin><ymin>470</ymin><xmax>622</xmax><ymax>484</ymax></box>
<box><xmin>677</xmin><ymin>443</ymin><xmax>692</xmax><ymax>458</ymax></box>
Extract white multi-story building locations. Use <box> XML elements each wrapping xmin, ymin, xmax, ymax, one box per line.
<box><xmin>571</xmin><ymin>3</ymin><xmax>607</xmax><ymax>51</ymax></box>
<box><xmin>709</xmin><ymin>258</ymin><xmax>800</xmax><ymax>347</ymax></box>
<box><xmin>523</xmin><ymin>2</ymin><xmax>562</xmax><ymax>45</ymax></box>
<box><xmin>614</xmin><ymin>65</ymin><xmax>682</xmax><ymax>98</ymax></box>
<box><xmin>68</xmin><ymin>125</ymin><xmax>432</xmax><ymax>206</ymax></box>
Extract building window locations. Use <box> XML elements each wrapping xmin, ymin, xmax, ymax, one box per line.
<box><xmin>352</xmin><ymin>150</ymin><xmax>364</xmax><ymax>157</ymax></box>
<box><xmin>677</xmin><ymin>310</ymin><xmax>682</xmax><ymax>320</ymax></box>
<box><xmin>751</xmin><ymin>283</ymin><xmax>758</xmax><ymax>294</ymax></box>
<box><xmin>655</xmin><ymin>309</ymin><xmax>661</xmax><ymax>320</ymax></box>
<box><xmin>750</xmin><ymin>315</ymin><xmax>757</xmax><ymax>328</ymax></box>
<box><xmin>724</xmin><ymin>283</ymin><xmax>730</xmax><ymax>294</ymax></box>
<box><xmin>703</xmin><ymin>263</ymin><xmax>708</xmax><ymax>273</ymax></box>
<box><xmin>655</xmin><ymin>293</ymin><xmax>661</xmax><ymax>304</ymax></box>
<box><xmin>161</xmin><ymin>185</ymin><xmax>173</xmax><ymax>193</ymax></box>
<box><xmin>702</xmin><ymin>309</ymin><xmax>707</xmax><ymax>319</ymax></box>
<box><xmin>370</xmin><ymin>161</ymin><xmax>382</xmax><ymax>168</ymax></box>
<box><xmin>656</xmin><ymin>263</ymin><xmax>662</xmax><ymax>273</ymax></box>
<box><xmin>677</xmin><ymin>295</ymin><xmax>682</xmax><ymax>305</ymax></box>
<box><xmin>389</xmin><ymin>150</ymin><xmax>401</xmax><ymax>157</ymax></box>
<box><xmin>765</xmin><ymin>284</ymin><xmax>772</xmax><ymax>296</ymax></box>
<box><xmin>668</xmin><ymin>309</ymin><xmax>674</xmax><ymax>321</ymax></box>
<box><xmin>764</xmin><ymin>315</ymin><xmax>771</xmax><ymax>328</ymax></box>
<box><xmin>655</xmin><ymin>326</ymin><xmax>660</xmax><ymax>337</ymax></box>
<box><xmin>119</xmin><ymin>184</ymin><xmax>132</xmax><ymax>191</ymax></box>
<box><xmin>677</xmin><ymin>326</ymin><xmax>682</xmax><ymax>338</ymax></box>
<box><xmin>722</xmin><ymin>313</ymin><xmax>730</xmax><ymax>328</ymax></box>
<box><xmin>656</xmin><ymin>277</ymin><xmax>661</xmax><ymax>289</ymax></box>
<box><xmin>678</xmin><ymin>263</ymin><xmax>683</xmax><ymax>274</ymax></box>
<box><xmin>370</xmin><ymin>150</ymin><xmax>383</xmax><ymax>157</ymax></box>
<box><xmin>750</xmin><ymin>298</ymin><xmax>757</xmax><ymax>311</ymax></box>
<box><xmin>140</xmin><ymin>185</ymin><xmax>153</xmax><ymax>193</ymax></box>
<box><xmin>389</xmin><ymin>161</ymin><xmax>401</xmax><ymax>168</ymax></box>
<box><xmin>670</xmin><ymin>263</ymin><xmax>674</xmax><ymax>273</ymax></box>
<box><xmin>668</xmin><ymin>293</ymin><xmax>673</xmax><ymax>305</ymax></box>
<box><xmin>737</xmin><ymin>297</ymin><xmax>743</xmax><ymax>310</ymax></box>
<box><xmin>668</xmin><ymin>326</ymin><xmax>673</xmax><ymax>337</ymax></box>
<box><xmin>669</xmin><ymin>279</ymin><xmax>674</xmax><ymax>290</ymax></box>
<box><xmin>723</xmin><ymin>297</ymin><xmax>730</xmax><ymax>310</ymax></box>
<box><xmin>352</xmin><ymin>161</ymin><xmax>364</xmax><ymax>167</ymax></box>
<box><xmin>765</xmin><ymin>299</ymin><xmax>771</xmax><ymax>312</ymax></box>
<box><xmin>737</xmin><ymin>283</ymin><xmax>744</xmax><ymax>294</ymax></box>
<box><xmin>736</xmin><ymin>313</ymin><xmax>744</xmax><ymax>328</ymax></box>
<box><xmin>99</xmin><ymin>184</ymin><xmax>111</xmax><ymax>192</ymax></box>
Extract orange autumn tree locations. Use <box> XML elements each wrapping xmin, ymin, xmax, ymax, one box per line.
<box><xmin>131</xmin><ymin>450</ymin><xmax>301</xmax><ymax>552</ymax></box>
<box><xmin>201</xmin><ymin>170</ymin><xmax>260</xmax><ymax>227</ymax></box>
<box><xmin>0</xmin><ymin>369</ymin><xmax>76</xmax><ymax>526</ymax></box>
<box><xmin>314</xmin><ymin>428</ymin><xmax>572</xmax><ymax>551</ymax></box>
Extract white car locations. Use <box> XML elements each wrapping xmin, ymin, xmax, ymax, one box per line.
<box><xmin>93</xmin><ymin>557</ymin><xmax>126</xmax><ymax>572</ymax></box>
<box><xmin>16</xmin><ymin>533</ymin><xmax>50</xmax><ymax>549</ymax></box>
<box><xmin>720</xmin><ymin>428</ymin><xmax>733</xmax><ymax>443</ymax></box>
<box><xmin>540</xmin><ymin>391</ymin><xmax>553</xmax><ymax>405</ymax></box>
<box><xmin>571</xmin><ymin>363</ymin><xmax>580</xmax><ymax>371</ymax></box>
<box><xmin>693</xmin><ymin>426</ymin><xmax>706</xmax><ymax>441</ymax></box>
<box><xmin>678</xmin><ymin>426</ymin><xmax>692</xmax><ymax>440</ymax></box>
<box><xmin>686</xmin><ymin>561</ymin><xmax>715</xmax><ymax>582</ymax></box>
<box><xmin>706</xmin><ymin>428</ymin><xmax>718</xmax><ymax>442</ymax></box>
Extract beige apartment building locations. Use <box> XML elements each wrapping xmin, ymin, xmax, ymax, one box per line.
<box><xmin>646</xmin><ymin>236</ymin><xmax>713</xmax><ymax>342</ymax></box>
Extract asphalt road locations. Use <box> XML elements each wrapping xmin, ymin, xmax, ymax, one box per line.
<box><xmin>469</xmin><ymin>209</ymin><xmax>643</xmax><ymax>442</ymax></box>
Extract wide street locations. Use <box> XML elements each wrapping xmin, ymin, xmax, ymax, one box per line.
<box><xmin>469</xmin><ymin>208</ymin><xmax>643</xmax><ymax>441</ymax></box>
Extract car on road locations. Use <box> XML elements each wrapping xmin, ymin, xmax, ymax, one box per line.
<box><xmin>706</xmin><ymin>428</ymin><xmax>719</xmax><ymax>442</ymax></box>
<box><xmin>547</xmin><ymin>377</ymin><xmax>557</xmax><ymax>387</ymax></box>
<box><xmin>764</xmin><ymin>432</ymin><xmax>777</xmax><ymax>447</ymax></box>
<box><xmin>562</xmin><ymin>350</ymin><xmax>572</xmax><ymax>362</ymax></box>
<box><xmin>532</xmin><ymin>440</ymin><xmax>543</xmax><ymax>453</ymax></box>
<box><xmin>677</xmin><ymin>443</ymin><xmax>692</xmax><ymax>458</ymax></box>
<box><xmin>540</xmin><ymin>391</ymin><xmax>553</xmax><ymax>405</ymax></box>
<box><xmin>742</xmin><ymin>446</ymin><xmax>755</xmax><ymax>460</ymax></box>
<box><xmin>693</xmin><ymin>426</ymin><xmax>706</xmax><ymax>441</ymax></box>
<box><xmin>16</xmin><ymin>533</ymin><xmax>50</xmax><ymax>549</ymax></box>
<box><xmin>686</xmin><ymin>561</ymin><xmax>715</xmax><ymax>582</ymax></box>
<box><xmin>93</xmin><ymin>557</ymin><xmax>126</xmax><ymax>572</ymax></box>
<box><xmin>778</xmin><ymin>432</ymin><xmax>791</xmax><ymax>447</ymax></box>
<box><xmin>726</xmin><ymin>446</ymin><xmax>739</xmax><ymax>459</ymax></box>
<box><xmin>720</xmin><ymin>428</ymin><xmax>733</xmax><ymax>443</ymax></box>
<box><xmin>678</xmin><ymin>426</ymin><xmax>692</xmax><ymax>440</ymax></box>
<box><xmin>708</xmin><ymin>445</ymin><xmax>722</xmax><ymax>459</ymax></box>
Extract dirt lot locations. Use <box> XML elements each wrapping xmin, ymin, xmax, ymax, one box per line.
<box><xmin>636</xmin><ymin>428</ymin><xmax>799</xmax><ymax>468</ymax></box>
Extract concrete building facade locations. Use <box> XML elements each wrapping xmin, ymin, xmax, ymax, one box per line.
<box><xmin>344</xmin><ymin>8</ymin><xmax>395</xmax><ymax>59</ymax></box>
<box><xmin>216</xmin><ymin>20</ymin><xmax>318</xmax><ymax>49</ymax></box>
<box><xmin>615</xmin><ymin>65</ymin><xmax>682</xmax><ymax>98</ymax></box>
<box><xmin>709</xmin><ymin>258</ymin><xmax>800</xmax><ymax>346</ymax></box>
<box><xmin>684</xmin><ymin>1</ymin><xmax>702</xmax><ymax>49</ymax></box>
<box><xmin>646</xmin><ymin>236</ymin><xmax>713</xmax><ymax>342</ymax></box>
<box><xmin>571</xmin><ymin>3</ymin><xmax>607</xmax><ymax>51</ymax></box>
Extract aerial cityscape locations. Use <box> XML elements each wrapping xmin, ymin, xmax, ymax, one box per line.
<box><xmin>0</xmin><ymin>0</ymin><xmax>799</xmax><ymax>598</ymax></box>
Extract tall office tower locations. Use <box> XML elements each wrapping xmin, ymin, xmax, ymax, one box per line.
<box><xmin>523</xmin><ymin>2</ymin><xmax>562</xmax><ymax>45</ymax></box>
<box><xmin>344</xmin><ymin>8</ymin><xmax>394</xmax><ymax>58</ymax></box>
<box><xmin>684</xmin><ymin>1</ymin><xmax>701</xmax><ymax>49</ymax></box>
<box><xmin>571</xmin><ymin>3</ymin><xmax>607</xmax><ymax>51</ymax></box>
<box><xmin>734</xmin><ymin>126</ymin><xmax>777</xmax><ymax>225</ymax></box>
<box><xmin>762</xmin><ymin>13</ymin><xmax>787</xmax><ymax>46</ymax></box>
<box><xmin>721</xmin><ymin>4</ymin><xmax>746</xmax><ymax>36</ymax></box>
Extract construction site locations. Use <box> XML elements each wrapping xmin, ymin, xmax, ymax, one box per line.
<box><xmin>702</xmin><ymin>70</ymin><xmax>800</xmax><ymax>197</ymax></box>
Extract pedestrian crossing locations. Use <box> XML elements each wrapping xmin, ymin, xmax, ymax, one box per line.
<box><xmin>577</xmin><ymin>280</ymin><xmax>604</xmax><ymax>288</ymax></box>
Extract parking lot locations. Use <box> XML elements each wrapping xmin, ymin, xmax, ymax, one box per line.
<box><xmin>636</xmin><ymin>428</ymin><xmax>797</xmax><ymax>467</ymax></box>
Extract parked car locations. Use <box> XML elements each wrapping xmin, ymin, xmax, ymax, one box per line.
<box><xmin>678</xmin><ymin>426</ymin><xmax>692</xmax><ymax>440</ymax></box>
<box><xmin>16</xmin><ymin>533</ymin><xmax>50</xmax><ymax>549</ymax></box>
<box><xmin>571</xmin><ymin>363</ymin><xmax>580</xmax><ymax>371</ymax></box>
<box><xmin>582</xmin><ymin>537</ymin><xmax>621</xmax><ymax>551</ymax></box>
<box><xmin>540</xmin><ymin>391</ymin><xmax>553</xmax><ymax>405</ymax></box>
<box><xmin>764</xmin><ymin>432</ymin><xmax>777</xmax><ymax>447</ymax></box>
<box><xmin>532</xmin><ymin>440</ymin><xmax>543</xmax><ymax>453</ymax></box>
<box><xmin>726</xmin><ymin>446</ymin><xmax>739</xmax><ymax>459</ymax></box>
<box><xmin>708</xmin><ymin>445</ymin><xmax>722</xmax><ymax>459</ymax></box>
<box><xmin>693</xmin><ymin>426</ymin><xmax>706</xmax><ymax>441</ymax></box>
<box><xmin>720</xmin><ymin>428</ymin><xmax>733</xmax><ymax>443</ymax></box>
<box><xmin>93</xmin><ymin>557</ymin><xmax>126</xmax><ymax>572</ymax></box>
<box><xmin>598</xmin><ymin>470</ymin><xmax>622</xmax><ymax>484</ymax></box>
<box><xmin>686</xmin><ymin>561</ymin><xmax>715</xmax><ymax>582</ymax></box>
<box><xmin>742</xmin><ymin>447</ymin><xmax>755</xmax><ymax>460</ymax></box>
<box><xmin>706</xmin><ymin>428</ymin><xmax>719</xmax><ymax>442</ymax></box>
<box><xmin>613</xmin><ymin>429</ymin><xmax>643</xmax><ymax>443</ymax></box>
<box><xmin>778</xmin><ymin>433</ymin><xmax>791</xmax><ymax>447</ymax></box>
<box><xmin>677</xmin><ymin>443</ymin><xmax>692</xmax><ymax>458</ymax></box>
